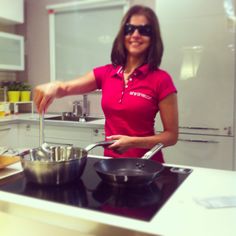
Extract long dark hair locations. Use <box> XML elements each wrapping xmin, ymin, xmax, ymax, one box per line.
<box><xmin>111</xmin><ymin>5</ymin><xmax>164</xmax><ymax>71</ymax></box>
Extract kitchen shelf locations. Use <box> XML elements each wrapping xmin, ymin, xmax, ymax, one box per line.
<box><xmin>9</xmin><ymin>101</ymin><xmax>34</xmax><ymax>114</ymax></box>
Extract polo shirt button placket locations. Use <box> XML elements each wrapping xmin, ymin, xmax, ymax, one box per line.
<box><xmin>119</xmin><ymin>91</ymin><xmax>125</xmax><ymax>104</ymax></box>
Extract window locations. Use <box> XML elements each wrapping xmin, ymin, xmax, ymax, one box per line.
<box><xmin>47</xmin><ymin>0</ymin><xmax>128</xmax><ymax>81</ymax></box>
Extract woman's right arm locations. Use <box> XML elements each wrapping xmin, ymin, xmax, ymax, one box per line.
<box><xmin>33</xmin><ymin>71</ymin><xmax>97</xmax><ymax>113</ymax></box>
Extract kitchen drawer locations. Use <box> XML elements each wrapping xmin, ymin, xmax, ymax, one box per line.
<box><xmin>18</xmin><ymin>123</ymin><xmax>38</xmax><ymax>137</ymax></box>
<box><xmin>17</xmin><ymin>123</ymin><xmax>39</xmax><ymax>148</ymax></box>
<box><xmin>91</xmin><ymin>128</ymin><xmax>105</xmax><ymax>155</ymax></box>
<box><xmin>45</xmin><ymin>125</ymin><xmax>92</xmax><ymax>141</ymax></box>
<box><xmin>18</xmin><ymin>123</ymin><xmax>92</xmax><ymax>141</ymax></box>
<box><xmin>163</xmin><ymin>134</ymin><xmax>234</xmax><ymax>170</ymax></box>
<box><xmin>45</xmin><ymin>137</ymin><xmax>90</xmax><ymax>149</ymax></box>
<box><xmin>0</xmin><ymin>124</ymin><xmax>18</xmax><ymax>148</ymax></box>
<box><xmin>18</xmin><ymin>123</ymin><xmax>93</xmax><ymax>149</ymax></box>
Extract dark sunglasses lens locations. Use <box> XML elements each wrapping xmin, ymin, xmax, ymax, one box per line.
<box><xmin>124</xmin><ymin>24</ymin><xmax>135</xmax><ymax>35</ymax></box>
<box><xmin>139</xmin><ymin>25</ymin><xmax>152</xmax><ymax>36</ymax></box>
<box><xmin>124</xmin><ymin>24</ymin><xmax>152</xmax><ymax>36</ymax></box>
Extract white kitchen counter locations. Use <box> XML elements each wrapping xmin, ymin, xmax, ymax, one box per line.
<box><xmin>0</xmin><ymin>160</ymin><xmax>235</xmax><ymax>236</ymax></box>
<box><xmin>0</xmin><ymin>113</ymin><xmax>105</xmax><ymax>128</ymax></box>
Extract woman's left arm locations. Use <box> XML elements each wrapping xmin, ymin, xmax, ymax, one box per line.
<box><xmin>107</xmin><ymin>93</ymin><xmax>178</xmax><ymax>152</ymax></box>
<box><xmin>155</xmin><ymin>93</ymin><xmax>178</xmax><ymax>146</ymax></box>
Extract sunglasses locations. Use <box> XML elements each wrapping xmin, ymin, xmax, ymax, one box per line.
<box><xmin>124</xmin><ymin>24</ymin><xmax>152</xmax><ymax>37</ymax></box>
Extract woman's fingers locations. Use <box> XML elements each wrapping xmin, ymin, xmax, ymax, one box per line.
<box><xmin>33</xmin><ymin>83</ymin><xmax>58</xmax><ymax>113</ymax></box>
<box><xmin>33</xmin><ymin>89</ymin><xmax>43</xmax><ymax>112</ymax></box>
<box><xmin>106</xmin><ymin>135</ymin><xmax>131</xmax><ymax>153</ymax></box>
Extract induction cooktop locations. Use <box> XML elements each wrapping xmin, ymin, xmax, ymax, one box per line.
<box><xmin>0</xmin><ymin>157</ymin><xmax>192</xmax><ymax>221</ymax></box>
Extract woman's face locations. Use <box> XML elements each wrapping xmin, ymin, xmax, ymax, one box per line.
<box><xmin>124</xmin><ymin>14</ymin><xmax>151</xmax><ymax>59</ymax></box>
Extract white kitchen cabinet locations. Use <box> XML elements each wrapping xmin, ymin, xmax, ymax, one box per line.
<box><xmin>17</xmin><ymin>123</ymin><xmax>39</xmax><ymax>148</ymax></box>
<box><xmin>163</xmin><ymin>134</ymin><xmax>234</xmax><ymax>170</ymax></box>
<box><xmin>17</xmin><ymin>123</ymin><xmax>93</xmax><ymax>149</ymax></box>
<box><xmin>0</xmin><ymin>123</ymin><xmax>18</xmax><ymax>148</ymax></box>
<box><xmin>155</xmin><ymin>0</ymin><xmax>235</xmax><ymax>171</ymax></box>
<box><xmin>91</xmin><ymin>128</ymin><xmax>105</xmax><ymax>155</ymax></box>
<box><xmin>44</xmin><ymin>125</ymin><xmax>92</xmax><ymax>148</ymax></box>
<box><xmin>0</xmin><ymin>32</ymin><xmax>24</xmax><ymax>71</ymax></box>
<box><xmin>0</xmin><ymin>0</ymin><xmax>24</xmax><ymax>24</ymax></box>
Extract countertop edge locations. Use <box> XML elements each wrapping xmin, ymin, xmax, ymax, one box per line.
<box><xmin>0</xmin><ymin>113</ymin><xmax>105</xmax><ymax>128</ymax></box>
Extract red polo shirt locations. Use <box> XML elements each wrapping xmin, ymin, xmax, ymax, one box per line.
<box><xmin>94</xmin><ymin>64</ymin><xmax>177</xmax><ymax>162</ymax></box>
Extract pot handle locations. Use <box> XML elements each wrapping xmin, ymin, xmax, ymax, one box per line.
<box><xmin>141</xmin><ymin>143</ymin><xmax>164</xmax><ymax>160</ymax></box>
<box><xmin>84</xmin><ymin>140</ymin><xmax>116</xmax><ymax>152</ymax></box>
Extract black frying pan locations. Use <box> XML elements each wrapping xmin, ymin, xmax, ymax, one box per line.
<box><xmin>93</xmin><ymin>143</ymin><xmax>164</xmax><ymax>186</ymax></box>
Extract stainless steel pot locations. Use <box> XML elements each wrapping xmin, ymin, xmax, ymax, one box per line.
<box><xmin>19</xmin><ymin>141</ymin><xmax>114</xmax><ymax>185</ymax></box>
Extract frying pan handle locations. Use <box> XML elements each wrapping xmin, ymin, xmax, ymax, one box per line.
<box><xmin>141</xmin><ymin>143</ymin><xmax>164</xmax><ymax>160</ymax></box>
<box><xmin>84</xmin><ymin>140</ymin><xmax>116</xmax><ymax>152</ymax></box>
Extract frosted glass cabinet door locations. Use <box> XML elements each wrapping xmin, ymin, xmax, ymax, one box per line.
<box><xmin>0</xmin><ymin>32</ymin><xmax>24</xmax><ymax>71</ymax></box>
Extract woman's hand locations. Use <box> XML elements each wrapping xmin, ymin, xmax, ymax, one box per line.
<box><xmin>106</xmin><ymin>135</ymin><xmax>134</xmax><ymax>154</ymax></box>
<box><xmin>33</xmin><ymin>81</ymin><xmax>62</xmax><ymax>113</ymax></box>
<box><xmin>33</xmin><ymin>71</ymin><xmax>97</xmax><ymax>114</ymax></box>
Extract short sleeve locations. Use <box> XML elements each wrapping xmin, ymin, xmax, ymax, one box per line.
<box><xmin>93</xmin><ymin>64</ymin><xmax>113</xmax><ymax>89</ymax></box>
<box><xmin>156</xmin><ymin>70</ymin><xmax>177</xmax><ymax>102</ymax></box>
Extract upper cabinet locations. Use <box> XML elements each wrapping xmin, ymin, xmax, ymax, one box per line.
<box><xmin>0</xmin><ymin>32</ymin><xmax>24</xmax><ymax>71</ymax></box>
<box><xmin>0</xmin><ymin>0</ymin><xmax>24</xmax><ymax>24</ymax></box>
<box><xmin>0</xmin><ymin>0</ymin><xmax>24</xmax><ymax>71</ymax></box>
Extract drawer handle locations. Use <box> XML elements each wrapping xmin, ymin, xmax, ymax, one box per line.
<box><xmin>0</xmin><ymin>128</ymin><xmax>11</xmax><ymax>132</ymax></box>
<box><xmin>179</xmin><ymin>126</ymin><xmax>219</xmax><ymax>131</ymax></box>
<box><xmin>45</xmin><ymin>141</ymin><xmax>73</xmax><ymax>146</ymax></box>
<box><xmin>93</xmin><ymin>129</ymin><xmax>105</xmax><ymax>136</ymax></box>
<box><xmin>178</xmin><ymin>138</ymin><xmax>219</xmax><ymax>144</ymax></box>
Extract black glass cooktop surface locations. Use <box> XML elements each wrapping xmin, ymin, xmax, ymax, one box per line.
<box><xmin>0</xmin><ymin>157</ymin><xmax>192</xmax><ymax>221</ymax></box>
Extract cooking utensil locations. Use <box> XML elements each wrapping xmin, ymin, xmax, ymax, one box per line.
<box><xmin>39</xmin><ymin>111</ymin><xmax>51</xmax><ymax>153</ymax></box>
<box><xmin>19</xmin><ymin>140</ymin><xmax>115</xmax><ymax>185</ymax></box>
<box><xmin>39</xmin><ymin>112</ymin><xmax>76</xmax><ymax>157</ymax></box>
<box><xmin>93</xmin><ymin>143</ymin><xmax>164</xmax><ymax>186</ymax></box>
<box><xmin>39</xmin><ymin>111</ymin><xmax>44</xmax><ymax>146</ymax></box>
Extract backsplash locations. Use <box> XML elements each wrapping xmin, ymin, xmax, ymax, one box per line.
<box><xmin>45</xmin><ymin>92</ymin><xmax>104</xmax><ymax>117</ymax></box>
<box><xmin>0</xmin><ymin>72</ymin><xmax>16</xmax><ymax>82</ymax></box>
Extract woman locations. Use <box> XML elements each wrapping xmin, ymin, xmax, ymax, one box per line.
<box><xmin>34</xmin><ymin>5</ymin><xmax>178</xmax><ymax>163</ymax></box>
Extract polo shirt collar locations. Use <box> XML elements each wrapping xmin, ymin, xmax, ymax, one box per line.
<box><xmin>112</xmin><ymin>64</ymin><xmax>150</xmax><ymax>79</ymax></box>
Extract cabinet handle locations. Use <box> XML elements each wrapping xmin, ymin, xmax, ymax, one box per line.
<box><xmin>179</xmin><ymin>126</ymin><xmax>219</xmax><ymax>131</ymax></box>
<box><xmin>93</xmin><ymin>129</ymin><xmax>99</xmax><ymax>134</ymax></box>
<box><xmin>178</xmin><ymin>138</ymin><xmax>219</xmax><ymax>144</ymax></box>
<box><xmin>45</xmin><ymin>141</ymin><xmax>73</xmax><ymax>146</ymax></box>
<box><xmin>0</xmin><ymin>128</ymin><xmax>11</xmax><ymax>132</ymax></box>
<box><xmin>93</xmin><ymin>129</ymin><xmax>105</xmax><ymax>136</ymax></box>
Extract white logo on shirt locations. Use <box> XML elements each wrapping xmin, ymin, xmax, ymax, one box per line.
<box><xmin>129</xmin><ymin>91</ymin><xmax>151</xmax><ymax>100</ymax></box>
